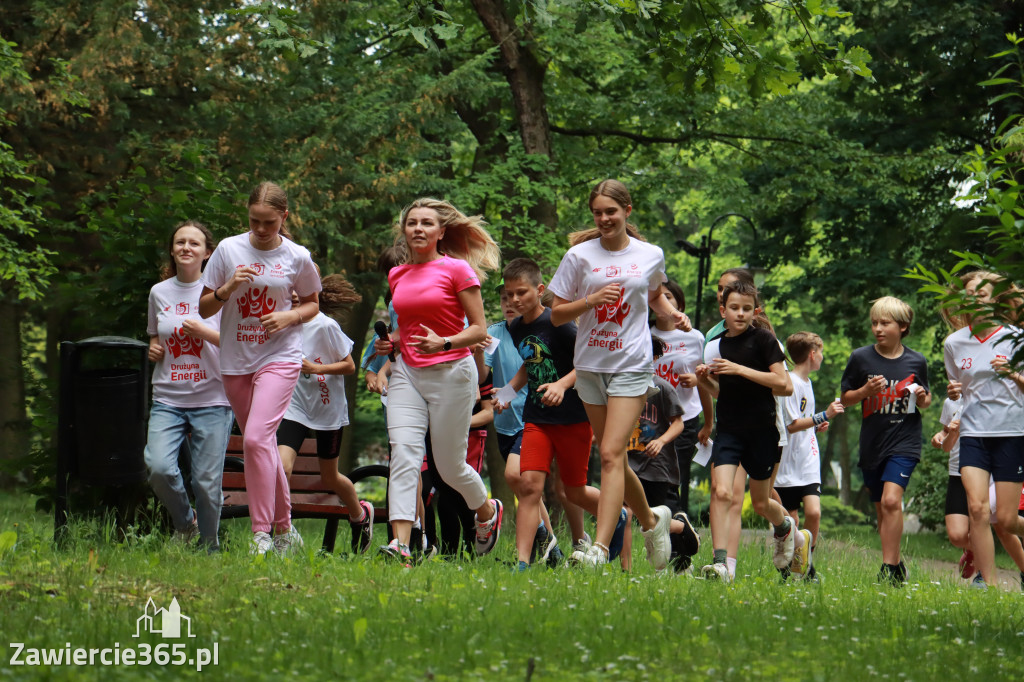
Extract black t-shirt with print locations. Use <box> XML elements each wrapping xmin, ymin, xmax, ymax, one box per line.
<box><xmin>715</xmin><ymin>326</ymin><xmax>786</xmax><ymax>432</ymax></box>
<box><xmin>840</xmin><ymin>345</ymin><xmax>930</xmax><ymax>470</ymax></box>
<box><xmin>508</xmin><ymin>308</ymin><xmax>588</xmax><ymax>425</ymax></box>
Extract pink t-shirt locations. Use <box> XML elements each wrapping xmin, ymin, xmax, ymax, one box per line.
<box><xmin>389</xmin><ymin>255</ymin><xmax>479</xmax><ymax>368</ymax></box>
<box><xmin>200</xmin><ymin>233</ymin><xmax>321</xmax><ymax>374</ymax></box>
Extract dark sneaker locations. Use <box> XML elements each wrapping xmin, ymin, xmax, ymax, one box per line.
<box><xmin>546</xmin><ymin>542</ymin><xmax>565</xmax><ymax>568</ymax></box>
<box><xmin>349</xmin><ymin>500</ymin><xmax>374</xmax><ymax>554</ymax></box>
<box><xmin>531</xmin><ymin>523</ymin><xmax>548</xmax><ymax>564</ymax></box>
<box><xmin>672</xmin><ymin>511</ymin><xmax>700</xmax><ymax>556</ymax></box>
<box><xmin>379</xmin><ymin>538</ymin><xmax>411</xmax><ymax>563</ymax></box>
<box><xmin>804</xmin><ymin>564</ymin><xmax>820</xmax><ymax>583</ymax></box>
<box><xmin>608</xmin><ymin>508</ymin><xmax>628</xmax><ymax>560</ymax></box>
<box><xmin>474</xmin><ymin>499</ymin><xmax>503</xmax><ymax>556</ymax></box>
<box><xmin>969</xmin><ymin>573</ymin><xmax>987</xmax><ymax>590</ymax></box>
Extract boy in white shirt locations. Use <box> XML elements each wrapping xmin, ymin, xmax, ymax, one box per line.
<box><xmin>776</xmin><ymin>332</ymin><xmax>844</xmax><ymax>580</ymax></box>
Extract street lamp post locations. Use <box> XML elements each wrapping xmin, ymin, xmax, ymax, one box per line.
<box><xmin>677</xmin><ymin>213</ymin><xmax>759</xmax><ymax>331</ymax></box>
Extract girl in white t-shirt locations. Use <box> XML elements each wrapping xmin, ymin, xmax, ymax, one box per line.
<box><xmin>548</xmin><ymin>179</ymin><xmax>689</xmax><ymax>569</ymax></box>
<box><xmin>276</xmin><ymin>273</ymin><xmax>377</xmax><ymax>552</ymax></box>
<box><xmin>199</xmin><ymin>182</ymin><xmax>322</xmax><ymax>556</ymax></box>
<box><xmin>145</xmin><ymin>220</ymin><xmax>234</xmax><ymax>551</ymax></box>
<box><xmin>943</xmin><ymin>271</ymin><xmax>1024</xmax><ymax>587</ymax></box>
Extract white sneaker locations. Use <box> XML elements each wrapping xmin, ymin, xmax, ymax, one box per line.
<box><xmin>642</xmin><ymin>505</ymin><xmax>672</xmax><ymax>571</ymax></box>
<box><xmin>273</xmin><ymin>526</ymin><xmax>304</xmax><ymax>556</ymax></box>
<box><xmin>789</xmin><ymin>529</ymin><xmax>812</xmax><ymax>575</ymax></box>
<box><xmin>580</xmin><ymin>543</ymin><xmax>608</xmax><ymax>568</ymax></box>
<box><xmin>701</xmin><ymin>563</ymin><xmax>732</xmax><ymax>583</ymax></box>
<box><xmin>771</xmin><ymin>516</ymin><xmax>797</xmax><ymax>570</ymax></box>
<box><xmin>250</xmin><ymin>531</ymin><xmax>273</xmax><ymax>556</ymax></box>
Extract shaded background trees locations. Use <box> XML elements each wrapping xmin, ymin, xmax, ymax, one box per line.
<box><xmin>2</xmin><ymin>0</ymin><xmax>1020</xmax><ymax>520</ymax></box>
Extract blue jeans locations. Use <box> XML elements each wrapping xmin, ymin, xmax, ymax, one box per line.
<box><xmin>144</xmin><ymin>402</ymin><xmax>234</xmax><ymax>548</ymax></box>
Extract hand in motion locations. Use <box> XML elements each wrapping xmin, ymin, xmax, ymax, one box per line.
<box><xmin>537</xmin><ymin>382</ymin><xmax>565</xmax><ymax>407</ymax></box>
<box><xmin>644</xmin><ymin>439</ymin><xmax>666</xmax><ymax>457</ymax></box>
<box><xmin>180</xmin><ymin>319</ymin><xmax>205</xmax><ymax>338</ymax></box>
<box><xmin>946</xmin><ymin>380</ymin><xmax>962</xmax><ymax>400</ymax></box>
<box><xmin>588</xmin><ymin>282</ymin><xmax>622</xmax><ymax>307</ymax></box>
<box><xmin>825</xmin><ymin>399</ymin><xmax>845</xmax><ymax>419</ymax></box>
<box><xmin>222</xmin><ymin>266</ymin><xmax>259</xmax><ymax>296</ymax></box>
<box><xmin>863</xmin><ymin>374</ymin><xmax>887</xmax><ymax>395</ymax></box>
<box><xmin>148</xmin><ymin>338</ymin><xmax>164</xmax><ymax>363</ymax></box>
<box><xmin>260</xmin><ymin>311</ymin><xmax>296</xmax><ymax>335</ymax></box>
<box><xmin>409</xmin><ymin>324</ymin><xmax>446</xmax><ymax>354</ymax></box>
<box><xmin>677</xmin><ymin>372</ymin><xmax>698</xmax><ymax>389</ymax></box>
<box><xmin>697</xmin><ymin>423</ymin><xmax>712</xmax><ymax>445</ymax></box>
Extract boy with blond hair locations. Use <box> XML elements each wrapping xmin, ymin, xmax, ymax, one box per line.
<box><xmin>840</xmin><ymin>296</ymin><xmax>931</xmax><ymax>586</ymax></box>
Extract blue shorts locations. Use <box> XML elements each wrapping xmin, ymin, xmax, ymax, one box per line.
<box><xmin>711</xmin><ymin>427</ymin><xmax>779</xmax><ymax>481</ymax></box>
<box><xmin>496</xmin><ymin>430</ymin><xmax>524</xmax><ymax>462</ymax></box>
<box><xmin>959</xmin><ymin>436</ymin><xmax>1024</xmax><ymax>482</ymax></box>
<box><xmin>861</xmin><ymin>456</ymin><xmax>918</xmax><ymax>502</ymax></box>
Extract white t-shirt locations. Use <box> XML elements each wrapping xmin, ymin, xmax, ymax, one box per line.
<box><xmin>283</xmin><ymin>313</ymin><xmax>354</xmax><ymax>431</ymax></box>
<box><xmin>939</xmin><ymin>397</ymin><xmax>963</xmax><ymax>477</ymax></box>
<box><xmin>776</xmin><ymin>373</ymin><xmax>820</xmax><ymax>487</ymax></box>
<box><xmin>943</xmin><ymin>325</ymin><xmax>1024</xmax><ymax>437</ymax></box>
<box><xmin>653</xmin><ymin>326</ymin><xmax>705</xmax><ymax>421</ymax></box>
<box><xmin>200</xmin><ymin>233</ymin><xmax>321</xmax><ymax>375</ymax></box>
<box><xmin>547</xmin><ymin>236</ymin><xmax>666</xmax><ymax>373</ymax></box>
<box><xmin>147</xmin><ymin>278</ymin><xmax>229</xmax><ymax>408</ymax></box>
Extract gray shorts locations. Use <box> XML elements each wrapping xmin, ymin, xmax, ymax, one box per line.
<box><xmin>575</xmin><ymin>370</ymin><xmax>658</xmax><ymax>405</ymax></box>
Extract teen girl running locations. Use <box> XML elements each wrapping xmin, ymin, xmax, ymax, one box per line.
<box><xmin>373</xmin><ymin>198</ymin><xmax>503</xmax><ymax>561</ymax></box>
<box><xmin>199</xmin><ymin>181</ymin><xmax>321</xmax><ymax>555</ymax></box>
<box><xmin>547</xmin><ymin>179</ymin><xmax>685</xmax><ymax>569</ymax></box>
<box><xmin>944</xmin><ymin>270</ymin><xmax>1024</xmax><ymax>587</ymax></box>
<box><xmin>145</xmin><ymin>220</ymin><xmax>234</xmax><ymax>552</ymax></box>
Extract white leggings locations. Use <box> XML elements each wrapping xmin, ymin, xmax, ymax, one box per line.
<box><xmin>386</xmin><ymin>355</ymin><xmax>488</xmax><ymax>522</ymax></box>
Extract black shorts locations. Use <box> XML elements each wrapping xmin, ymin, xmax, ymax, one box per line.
<box><xmin>712</xmin><ymin>427</ymin><xmax>780</xmax><ymax>481</ymax></box>
<box><xmin>496</xmin><ymin>430</ymin><xmax>524</xmax><ymax>462</ymax></box>
<box><xmin>276</xmin><ymin>419</ymin><xmax>344</xmax><ymax>460</ymax></box>
<box><xmin>945</xmin><ymin>475</ymin><xmax>968</xmax><ymax>516</ymax></box>
<box><xmin>775</xmin><ymin>483</ymin><xmax>821</xmax><ymax>512</ymax></box>
<box><xmin>959</xmin><ymin>436</ymin><xmax>1024</xmax><ymax>482</ymax></box>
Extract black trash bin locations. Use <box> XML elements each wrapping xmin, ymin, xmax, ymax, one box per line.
<box><xmin>55</xmin><ymin>336</ymin><xmax>150</xmax><ymax>541</ymax></box>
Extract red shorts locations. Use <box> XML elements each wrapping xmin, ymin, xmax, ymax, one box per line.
<box><xmin>520</xmin><ymin>422</ymin><xmax>593</xmax><ymax>488</ymax></box>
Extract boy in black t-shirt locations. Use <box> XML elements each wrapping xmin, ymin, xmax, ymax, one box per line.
<box><xmin>840</xmin><ymin>296</ymin><xmax>931</xmax><ymax>586</ymax></box>
<box><xmin>496</xmin><ymin>258</ymin><xmax>607</xmax><ymax>571</ymax></box>
<box><xmin>696</xmin><ymin>280</ymin><xmax>808</xmax><ymax>581</ymax></box>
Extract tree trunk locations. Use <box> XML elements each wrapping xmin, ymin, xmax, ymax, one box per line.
<box><xmin>470</xmin><ymin>0</ymin><xmax>558</xmax><ymax>231</ymax></box>
<box><xmin>0</xmin><ymin>297</ymin><xmax>29</xmax><ymax>487</ymax></box>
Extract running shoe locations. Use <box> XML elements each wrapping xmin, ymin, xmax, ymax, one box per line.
<box><xmin>608</xmin><ymin>509</ymin><xmax>628</xmax><ymax>560</ymax></box>
<box><xmin>546</xmin><ymin>542</ymin><xmax>565</xmax><ymax>568</ymax></box>
<box><xmin>349</xmin><ymin>500</ymin><xmax>374</xmax><ymax>554</ymax></box>
<box><xmin>531</xmin><ymin>523</ymin><xmax>549</xmax><ymax>564</ymax></box>
<box><xmin>771</xmin><ymin>516</ymin><xmax>796</xmax><ymax>570</ymax></box>
<box><xmin>538</xmin><ymin>530</ymin><xmax>559</xmax><ymax>565</ymax></box>
<box><xmin>958</xmin><ymin>549</ymin><xmax>975</xmax><ymax>580</ymax></box>
<box><xmin>579</xmin><ymin>543</ymin><xmax>608</xmax><ymax>568</ymax></box>
<box><xmin>672</xmin><ymin>511</ymin><xmax>700</xmax><ymax>557</ymax></box>
<box><xmin>701</xmin><ymin>563</ymin><xmax>732</xmax><ymax>583</ymax></box>
<box><xmin>273</xmin><ymin>526</ymin><xmax>304</xmax><ymax>556</ymax></box>
<box><xmin>249</xmin><ymin>531</ymin><xmax>273</xmax><ymax>556</ymax></box>
<box><xmin>474</xmin><ymin>499</ymin><xmax>503</xmax><ymax>556</ymax></box>
<box><xmin>790</xmin><ymin>529</ymin><xmax>812</xmax><ymax>575</ymax></box>
<box><xmin>173</xmin><ymin>512</ymin><xmax>200</xmax><ymax>545</ymax></box>
<box><xmin>969</xmin><ymin>572</ymin><xmax>987</xmax><ymax>590</ymax></box>
<box><xmin>642</xmin><ymin>505</ymin><xmax>672</xmax><ymax>570</ymax></box>
<box><xmin>379</xmin><ymin>538</ymin><xmax>412</xmax><ymax>562</ymax></box>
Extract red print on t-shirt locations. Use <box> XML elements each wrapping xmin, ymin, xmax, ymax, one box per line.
<box><xmin>863</xmin><ymin>374</ymin><xmax>916</xmax><ymax>416</ymax></box>
<box><xmin>655</xmin><ymin>360</ymin><xmax>681</xmax><ymax>387</ymax></box>
<box><xmin>237</xmin><ymin>286</ymin><xmax>277</xmax><ymax>320</ymax></box>
<box><xmin>249</xmin><ymin>262</ymin><xmax>266</xmax><ymax>276</ymax></box>
<box><xmin>175</xmin><ymin>302</ymin><xmax>190</xmax><ymax>316</ymax></box>
<box><xmin>595</xmin><ymin>287</ymin><xmax>630</xmax><ymax>327</ymax></box>
<box><xmin>166</xmin><ymin>327</ymin><xmax>204</xmax><ymax>359</ymax></box>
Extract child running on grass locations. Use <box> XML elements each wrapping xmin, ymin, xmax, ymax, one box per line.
<box><xmin>696</xmin><ymin>279</ymin><xmax>807</xmax><ymax>581</ymax></box>
<box><xmin>840</xmin><ymin>296</ymin><xmax>931</xmax><ymax>586</ymax></box>
<box><xmin>776</xmin><ymin>332</ymin><xmax>844</xmax><ymax>581</ymax></box>
<box><xmin>495</xmin><ymin>258</ymin><xmax>617</xmax><ymax>571</ymax></box>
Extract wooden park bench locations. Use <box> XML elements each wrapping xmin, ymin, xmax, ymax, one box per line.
<box><xmin>221</xmin><ymin>435</ymin><xmax>389</xmax><ymax>553</ymax></box>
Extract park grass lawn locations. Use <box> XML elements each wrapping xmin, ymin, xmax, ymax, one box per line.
<box><xmin>2</xmin><ymin>493</ymin><xmax>1023</xmax><ymax>681</ymax></box>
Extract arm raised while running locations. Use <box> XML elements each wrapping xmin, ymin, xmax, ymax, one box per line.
<box><xmin>708</xmin><ymin>357</ymin><xmax>792</xmax><ymax>395</ymax></box>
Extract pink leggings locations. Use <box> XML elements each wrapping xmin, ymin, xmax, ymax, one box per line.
<box><xmin>222</xmin><ymin>362</ymin><xmax>301</xmax><ymax>534</ymax></box>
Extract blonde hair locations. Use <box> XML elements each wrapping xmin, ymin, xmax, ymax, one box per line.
<box><xmin>248</xmin><ymin>181</ymin><xmax>294</xmax><ymax>241</ymax></box>
<box><xmin>963</xmin><ymin>269</ymin><xmax>1024</xmax><ymax>325</ymax></box>
<box><xmin>392</xmin><ymin>198</ymin><xmax>500</xmax><ymax>282</ymax></box>
<box><xmin>870</xmin><ymin>296</ymin><xmax>914</xmax><ymax>338</ymax></box>
<box><xmin>569</xmin><ymin>179</ymin><xmax>647</xmax><ymax>246</ymax></box>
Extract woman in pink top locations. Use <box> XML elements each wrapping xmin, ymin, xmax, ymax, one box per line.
<box><xmin>374</xmin><ymin>198</ymin><xmax>504</xmax><ymax>561</ymax></box>
<box><xmin>199</xmin><ymin>182</ymin><xmax>322</xmax><ymax>556</ymax></box>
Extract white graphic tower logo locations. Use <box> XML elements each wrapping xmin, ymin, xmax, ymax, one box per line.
<box><xmin>134</xmin><ymin>597</ymin><xmax>195</xmax><ymax>638</ymax></box>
